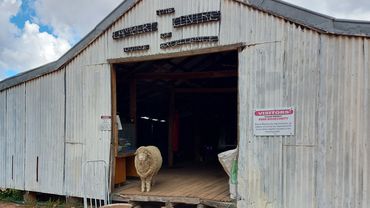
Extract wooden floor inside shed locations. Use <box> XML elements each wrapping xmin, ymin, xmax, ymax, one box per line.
<box><xmin>112</xmin><ymin>166</ymin><xmax>232</xmax><ymax>206</ymax></box>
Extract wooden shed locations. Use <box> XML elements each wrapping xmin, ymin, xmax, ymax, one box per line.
<box><xmin>0</xmin><ymin>0</ymin><xmax>369</xmax><ymax>207</ymax></box>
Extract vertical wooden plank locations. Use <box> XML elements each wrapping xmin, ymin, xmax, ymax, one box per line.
<box><xmin>114</xmin><ymin>157</ymin><xmax>126</xmax><ymax>184</ymax></box>
<box><xmin>129</xmin><ymin>79</ymin><xmax>137</xmax><ymax>151</ymax></box>
<box><xmin>110</xmin><ymin>64</ymin><xmax>118</xmax><ymax>192</ymax></box>
<box><xmin>168</xmin><ymin>90</ymin><xmax>175</xmax><ymax>167</ymax></box>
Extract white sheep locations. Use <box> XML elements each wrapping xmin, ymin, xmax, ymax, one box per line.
<box><xmin>134</xmin><ymin>146</ymin><xmax>162</xmax><ymax>192</ymax></box>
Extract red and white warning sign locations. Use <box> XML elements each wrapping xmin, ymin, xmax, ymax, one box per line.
<box><xmin>253</xmin><ymin>107</ymin><xmax>295</xmax><ymax>136</ymax></box>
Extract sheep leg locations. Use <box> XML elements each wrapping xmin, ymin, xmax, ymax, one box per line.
<box><xmin>146</xmin><ymin>176</ymin><xmax>153</xmax><ymax>192</ymax></box>
<box><xmin>141</xmin><ymin>178</ymin><xmax>145</xmax><ymax>192</ymax></box>
<box><xmin>146</xmin><ymin>180</ymin><xmax>151</xmax><ymax>192</ymax></box>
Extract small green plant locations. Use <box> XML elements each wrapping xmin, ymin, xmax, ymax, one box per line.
<box><xmin>0</xmin><ymin>189</ymin><xmax>23</xmax><ymax>202</ymax></box>
<box><xmin>42</xmin><ymin>198</ymin><xmax>63</xmax><ymax>208</ymax></box>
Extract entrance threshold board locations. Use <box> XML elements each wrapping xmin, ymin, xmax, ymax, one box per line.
<box><xmin>112</xmin><ymin>194</ymin><xmax>235</xmax><ymax>208</ymax></box>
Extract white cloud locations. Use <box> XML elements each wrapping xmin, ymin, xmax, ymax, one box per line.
<box><xmin>0</xmin><ymin>0</ymin><xmax>122</xmax><ymax>81</ymax></box>
<box><xmin>0</xmin><ymin>21</ymin><xmax>70</xmax><ymax>72</ymax></box>
<box><xmin>0</xmin><ymin>0</ymin><xmax>21</xmax><ymax>49</ymax></box>
<box><xmin>34</xmin><ymin>0</ymin><xmax>122</xmax><ymax>43</ymax></box>
<box><xmin>0</xmin><ymin>0</ymin><xmax>71</xmax><ymax>80</ymax></box>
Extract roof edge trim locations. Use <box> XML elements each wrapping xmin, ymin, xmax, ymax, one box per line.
<box><xmin>245</xmin><ymin>0</ymin><xmax>370</xmax><ymax>36</ymax></box>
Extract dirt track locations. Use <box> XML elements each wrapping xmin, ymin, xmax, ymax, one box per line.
<box><xmin>0</xmin><ymin>202</ymin><xmax>28</xmax><ymax>207</ymax></box>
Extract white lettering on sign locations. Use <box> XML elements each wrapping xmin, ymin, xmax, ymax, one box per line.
<box><xmin>253</xmin><ymin>107</ymin><xmax>295</xmax><ymax>136</ymax></box>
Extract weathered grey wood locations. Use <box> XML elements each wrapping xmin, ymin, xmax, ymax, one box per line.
<box><xmin>114</xmin><ymin>194</ymin><xmax>200</xmax><ymax>205</ymax></box>
<box><xmin>201</xmin><ymin>200</ymin><xmax>236</xmax><ymax>208</ymax></box>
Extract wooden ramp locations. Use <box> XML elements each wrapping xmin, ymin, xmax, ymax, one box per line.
<box><xmin>112</xmin><ymin>166</ymin><xmax>234</xmax><ymax>207</ymax></box>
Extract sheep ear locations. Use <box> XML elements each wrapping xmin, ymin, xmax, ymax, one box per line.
<box><xmin>135</xmin><ymin>146</ymin><xmax>143</xmax><ymax>155</ymax></box>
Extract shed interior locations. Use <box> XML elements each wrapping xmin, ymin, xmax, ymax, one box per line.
<box><xmin>112</xmin><ymin>51</ymin><xmax>238</xmax><ymax>205</ymax></box>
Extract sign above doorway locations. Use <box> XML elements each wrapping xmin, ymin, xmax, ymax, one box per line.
<box><xmin>112</xmin><ymin>9</ymin><xmax>221</xmax><ymax>52</ymax></box>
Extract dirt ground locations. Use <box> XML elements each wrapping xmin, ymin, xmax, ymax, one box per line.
<box><xmin>0</xmin><ymin>202</ymin><xmax>28</xmax><ymax>207</ymax></box>
<box><xmin>0</xmin><ymin>201</ymin><xmax>77</xmax><ymax>208</ymax></box>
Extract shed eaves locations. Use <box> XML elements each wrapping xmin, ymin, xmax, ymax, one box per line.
<box><xmin>1</xmin><ymin>0</ymin><xmax>370</xmax><ymax>91</ymax></box>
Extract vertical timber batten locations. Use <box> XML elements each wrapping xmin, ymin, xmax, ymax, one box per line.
<box><xmin>110</xmin><ymin>64</ymin><xmax>117</xmax><ymax>192</ymax></box>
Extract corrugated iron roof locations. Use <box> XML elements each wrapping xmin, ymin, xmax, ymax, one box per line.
<box><xmin>1</xmin><ymin>0</ymin><xmax>370</xmax><ymax>91</ymax></box>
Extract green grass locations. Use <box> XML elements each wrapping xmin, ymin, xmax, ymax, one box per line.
<box><xmin>0</xmin><ymin>189</ymin><xmax>23</xmax><ymax>203</ymax></box>
<box><xmin>0</xmin><ymin>189</ymin><xmax>83</xmax><ymax>208</ymax></box>
<box><xmin>38</xmin><ymin>199</ymin><xmax>63</xmax><ymax>208</ymax></box>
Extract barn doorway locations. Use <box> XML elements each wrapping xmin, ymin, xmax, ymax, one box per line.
<box><xmin>112</xmin><ymin>50</ymin><xmax>238</xmax><ymax>206</ymax></box>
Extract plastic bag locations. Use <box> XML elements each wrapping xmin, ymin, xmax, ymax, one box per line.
<box><xmin>217</xmin><ymin>148</ymin><xmax>238</xmax><ymax>177</ymax></box>
<box><xmin>218</xmin><ymin>148</ymin><xmax>238</xmax><ymax>199</ymax></box>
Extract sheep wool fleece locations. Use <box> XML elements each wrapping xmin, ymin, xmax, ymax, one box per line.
<box><xmin>134</xmin><ymin>146</ymin><xmax>163</xmax><ymax>192</ymax></box>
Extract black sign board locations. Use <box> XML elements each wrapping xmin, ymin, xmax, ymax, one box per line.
<box><xmin>113</xmin><ymin>22</ymin><xmax>158</xmax><ymax>39</ymax></box>
<box><xmin>157</xmin><ymin>8</ymin><xmax>175</xmax><ymax>16</ymax></box>
<box><xmin>124</xmin><ymin>45</ymin><xmax>150</xmax><ymax>53</ymax></box>
<box><xmin>160</xmin><ymin>32</ymin><xmax>172</xmax><ymax>39</ymax></box>
<box><xmin>160</xmin><ymin>36</ymin><xmax>218</xmax><ymax>49</ymax></box>
<box><xmin>173</xmin><ymin>11</ymin><xmax>220</xmax><ymax>28</ymax></box>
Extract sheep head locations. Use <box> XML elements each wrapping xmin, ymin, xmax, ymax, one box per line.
<box><xmin>135</xmin><ymin>147</ymin><xmax>153</xmax><ymax>175</ymax></box>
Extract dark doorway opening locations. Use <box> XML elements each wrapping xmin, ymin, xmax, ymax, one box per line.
<box><xmin>113</xmin><ymin>50</ymin><xmax>238</xmax><ymax>204</ymax></box>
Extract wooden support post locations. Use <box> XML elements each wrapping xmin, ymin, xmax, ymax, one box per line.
<box><xmin>110</xmin><ymin>64</ymin><xmax>118</xmax><ymax>191</ymax></box>
<box><xmin>168</xmin><ymin>89</ymin><xmax>175</xmax><ymax>167</ymax></box>
<box><xmin>130</xmin><ymin>79</ymin><xmax>137</xmax><ymax>148</ymax></box>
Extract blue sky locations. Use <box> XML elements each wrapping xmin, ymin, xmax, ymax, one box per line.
<box><xmin>3</xmin><ymin>0</ymin><xmax>54</xmax><ymax>79</ymax></box>
<box><xmin>0</xmin><ymin>0</ymin><xmax>370</xmax><ymax>81</ymax></box>
<box><xmin>0</xmin><ymin>0</ymin><xmax>122</xmax><ymax>81</ymax></box>
<box><xmin>10</xmin><ymin>0</ymin><xmax>53</xmax><ymax>35</ymax></box>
